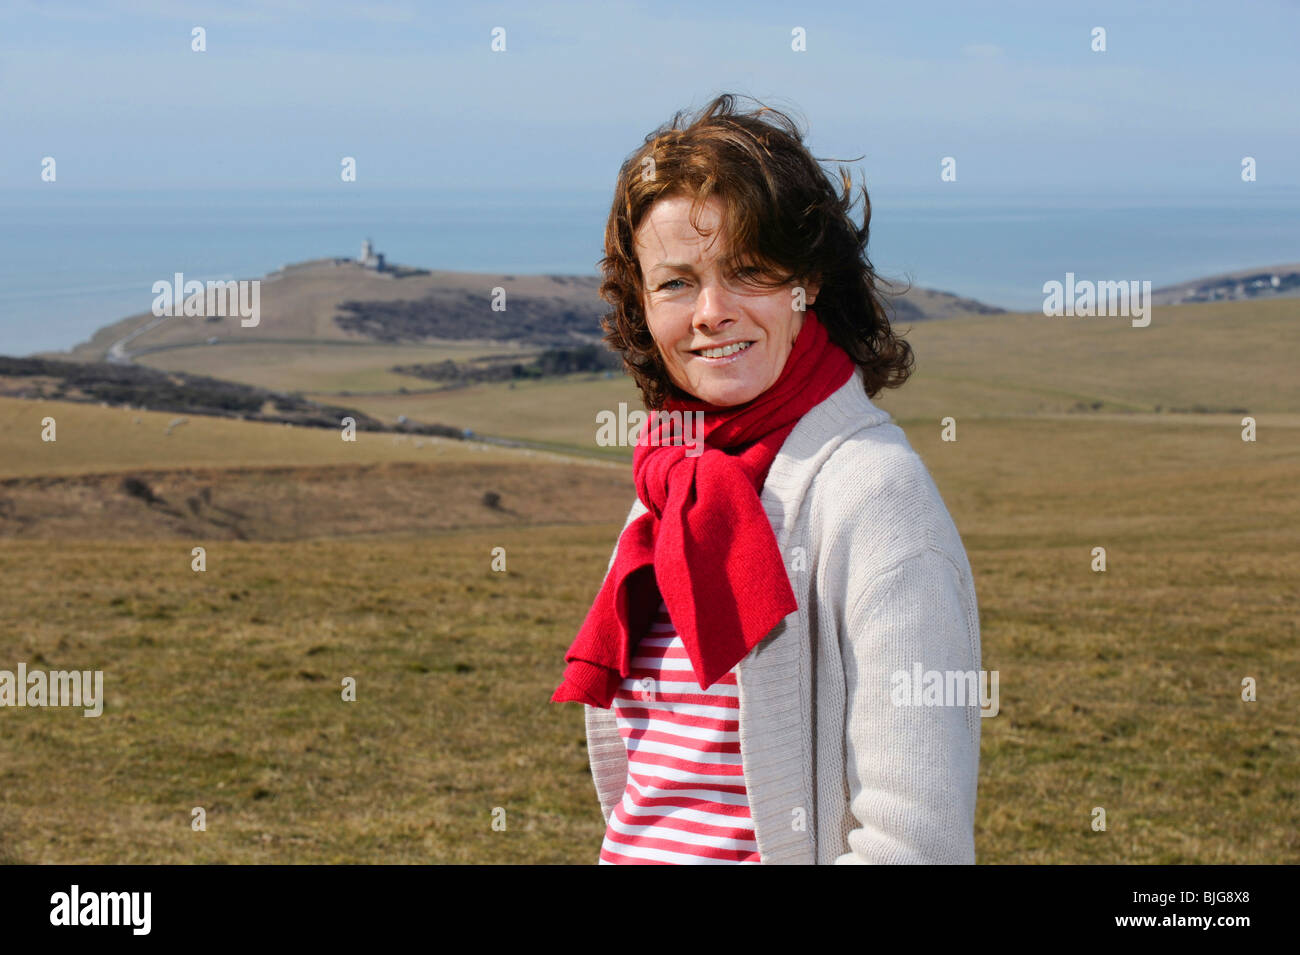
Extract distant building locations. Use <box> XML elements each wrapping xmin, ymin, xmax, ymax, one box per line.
<box><xmin>359</xmin><ymin>238</ymin><xmax>386</xmax><ymax>272</ymax></box>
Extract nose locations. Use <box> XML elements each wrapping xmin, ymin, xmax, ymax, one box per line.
<box><xmin>692</xmin><ymin>281</ymin><xmax>737</xmax><ymax>333</ymax></box>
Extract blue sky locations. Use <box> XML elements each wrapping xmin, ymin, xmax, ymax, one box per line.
<box><xmin>2</xmin><ymin>0</ymin><xmax>1297</xmax><ymax>195</ymax></box>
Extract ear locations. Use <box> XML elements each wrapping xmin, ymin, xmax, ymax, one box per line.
<box><xmin>801</xmin><ymin>274</ymin><xmax>821</xmax><ymax>306</ymax></box>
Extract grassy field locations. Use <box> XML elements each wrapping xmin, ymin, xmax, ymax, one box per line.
<box><xmin>134</xmin><ymin>340</ymin><xmax>533</xmax><ymax>395</ymax></box>
<box><xmin>0</xmin><ymin>395</ymin><xmax>564</xmax><ymax>480</ymax></box>
<box><xmin>330</xmin><ymin>373</ymin><xmax>644</xmax><ymax>454</ymax></box>
<box><xmin>0</xmin><ymin>412</ymin><xmax>1294</xmax><ymax>863</ymax></box>
<box><xmin>1</xmin><ymin>295</ymin><xmax>1297</xmax><ymax>863</ymax></box>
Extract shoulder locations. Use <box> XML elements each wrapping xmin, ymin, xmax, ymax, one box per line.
<box><xmin>805</xmin><ymin>387</ymin><xmax>970</xmax><ymax>579</ymax></box>
<box><xmin>800</xmin><ymin>390</ymin><xmax>981</xmax><ymax>664</ymax></box>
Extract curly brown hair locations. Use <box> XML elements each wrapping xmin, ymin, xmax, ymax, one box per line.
<box><xmin>596</xmin><ymin>92</ymin><xmax>915</xmax><ymax>411</ymax></box>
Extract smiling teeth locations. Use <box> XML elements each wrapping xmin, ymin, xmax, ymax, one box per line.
<box><xmin>698</xmin><ymin>341</ymin><xmax>752</xmax><ymax>358</ymax></box>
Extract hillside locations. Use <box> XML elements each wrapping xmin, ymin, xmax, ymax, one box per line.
<box><xmin>3</xmin><ymin>301</ymin><xmax>1296</xmax><ymax>866</ymax></box>
<box><xmin>48</xmin><ymin>260</ymin><xmax>1004</xmax><ymax>362</ymax></box>
<box><xmin>14</xmin><ymin>291</ymin><xmax>1297</xmax><ymax>460</ymax></box>
<box><xmin>3</xmin><ymin>273</ymin><xmax>1296</xmax><ymax>867</ymax></box>
<box><xmin>0</xmin><ymin>354</ymin><xmax>461</xmax><ymax>437</ymax></box>
<box><xmin>328</xmin><ymin>296</ymin><xmax>1300</xmax><ymax>452</ymax></box>
<box><xmin>1151</xmin><ymin>262</ymin><xmax>1300</xmax><ymax>305</ymax></box>
<box><xmin>36</xmin><ymin>259</ymin><xmax>1005</xmax><ymax>398</ymax></box>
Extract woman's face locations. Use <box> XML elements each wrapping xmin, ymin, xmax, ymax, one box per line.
<box><xmin>634</xmin><ymin>193</ymin><xmax>819</xmax><ymax>407</ymax></box>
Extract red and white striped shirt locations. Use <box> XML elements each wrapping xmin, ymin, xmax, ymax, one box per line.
<box><xmin>599</xmin><ymin>598</ymin><xmax>761</xmax><ymax>864</ymax></box>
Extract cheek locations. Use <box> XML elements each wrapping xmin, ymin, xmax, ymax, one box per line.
<box><xmin>644</xmin><ymin>325</ymin><xmax>678</xmax><ymax>378</ymax></box>
<box><xmin>644</xmin><ymin>305</ymin><xmax>666</xmax><ymax>341</ymax></box>
<box><xmin>647</xmin><ymin>322</ymin><xmax>670</xmax><ymax>359</ymax></box>
<box><xmin>647</xmin><ymin>312</ymin><xmax>685</xmax><ymax>355</ymax></box>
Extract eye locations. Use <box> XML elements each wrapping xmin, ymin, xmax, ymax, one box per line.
<box><xmin>657</xmin><ymin>278</ymin><xmax>685</xmax><ymax>291</ymax></box>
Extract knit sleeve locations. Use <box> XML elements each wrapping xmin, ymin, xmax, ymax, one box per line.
<box><xmin>834</xmin><ymin>546</ymin><xmax>982</xmax><ymax>864</ymax></box>
<box><xmin>579</xmin><ymin>497</ymin><xmax>644</xmax><ymax>822</ymax></box>
<box><xmin>585</xmin><ymin>703</ymin><xmax>627</xmax><ymax>823</ymax></box>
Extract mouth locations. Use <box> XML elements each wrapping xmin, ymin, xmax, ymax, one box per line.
<box><xmin>690</xmin><ymin>340</ymin><xmax>755</xmax><ymax>362</ymax></box>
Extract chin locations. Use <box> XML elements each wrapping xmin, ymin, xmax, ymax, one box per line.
<box><xmin>695</xmin><ymin>382</ymin><xmax>761</xmax><ymax>407</ymax></box>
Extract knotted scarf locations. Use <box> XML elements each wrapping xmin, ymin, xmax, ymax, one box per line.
<box><xmin>550</xmin><ymin>308</ymin><xmax>857</xmax><ymax>708</ymax></box>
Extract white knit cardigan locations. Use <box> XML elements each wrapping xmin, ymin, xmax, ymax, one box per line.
<box><xmin>582</xmin><ymin>366</ymin><xmax>982</xmax><ymax>864</ymax></box>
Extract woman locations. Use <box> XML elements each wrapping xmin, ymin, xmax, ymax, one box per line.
<box><xmin>551</xmin><ymin>94</ymin><xmax>982</xmax><ymax>865</ymax></box>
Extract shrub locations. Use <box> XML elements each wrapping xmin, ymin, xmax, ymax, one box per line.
<box><xmin>122</xmin><ymin>476</ymin><xmax>159</xmax><ymax>504</ymax></box>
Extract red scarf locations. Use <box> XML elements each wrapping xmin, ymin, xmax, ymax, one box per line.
<box><xmin>550</xmin><ymin>309</ymin><xmax>857</xmax><ymax>708</ymax></box>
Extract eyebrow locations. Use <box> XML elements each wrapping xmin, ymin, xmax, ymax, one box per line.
<box><xmin>647</xmin><ymin>254</ymin><xmax>748</xmax><ymax>274</ymax></box>
<box><xmin>646</xmin><ymin>255</ymin><xmax>771</xmax><ymax>282</ymax></box>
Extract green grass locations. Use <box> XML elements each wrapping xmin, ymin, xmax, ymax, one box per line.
<box><xmin>327</xmin><ymin>373</ymin><xmax>646</xmax><ymax>451</ymax></box>
<box><xmin>135</xmin><ymin>340</ymin><xmax>532</xmax><ymax>395</ymax></box>
<box><xmin>0</xmin><ymin>525</ymin><xmax>623</xmax><ymax>863</ymax></box>
<box><xmin>0</xmin><ymin>413</ymin><xmax>1295</xmax><ymax>863</ymax></box>
<box><xmin>2</xmin><ymin>295</ymin><xmax>1297</xmax><ymax>863</ymax></box>
<box><xmin>0</xmin><ymin>395</ymin><xmax>547</xmax><ymax>479</ymax></box>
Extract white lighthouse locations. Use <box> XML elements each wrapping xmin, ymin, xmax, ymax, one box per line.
<box><xmin>358</xmin><ymin>238</ymin><xmax>385</xmax><ymax>272</ymax></box>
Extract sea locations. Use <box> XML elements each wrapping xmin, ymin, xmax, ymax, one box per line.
<box><xmin>2</xmin><ymin>184</ymin><xmax>1298</xmax><ymax>357</ymax></box>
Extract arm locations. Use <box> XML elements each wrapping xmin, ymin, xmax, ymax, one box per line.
<box><xmin>835</xmin><ymin>546</ymin><xmax>982</xmax><ymax>864</ymax></box>
<box><xmin>579</xmin><ymin>497</ymin><xmax>646</xmax><ymax>820</ymax></box>
<box><xmin>584</xmin><ymin>703</ymin><xmax>627</xmax><ymax>823</ymax></box>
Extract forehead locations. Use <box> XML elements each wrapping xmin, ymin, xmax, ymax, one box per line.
<box><xmin>634</xmin><ymin>194</ymin><xmax>729</xmax><ymax>262</ymax></box>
